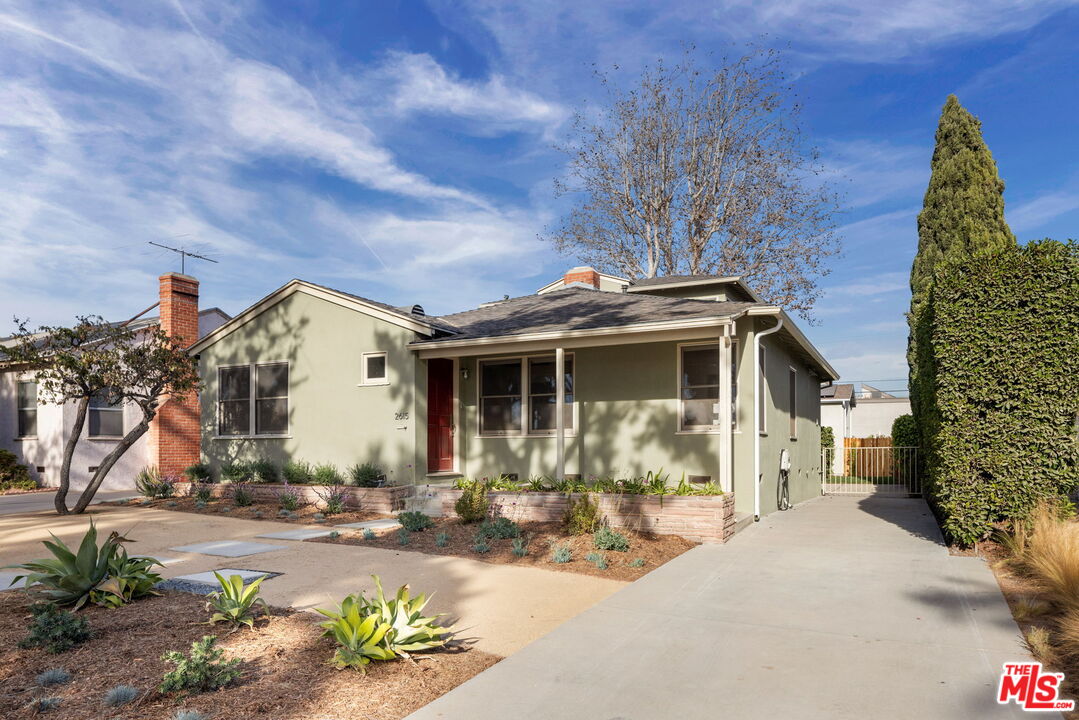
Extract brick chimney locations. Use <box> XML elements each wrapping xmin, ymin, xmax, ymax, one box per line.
<box><xmin>563</xmin><ymin>266</ymin><xmax>600</xmax><ymax>289</ymax></box>
<box><xmin>148</xmin><ymin>273</ymin><xmax>201</xmax><ymax>478</ymax></box>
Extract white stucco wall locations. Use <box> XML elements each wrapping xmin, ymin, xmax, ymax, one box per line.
<box><xmin>849</xmin><ymin>398</ymin><xmax>911</xmax><ymax>439</ymax></box>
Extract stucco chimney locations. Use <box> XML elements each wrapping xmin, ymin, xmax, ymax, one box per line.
<box><xmin>149</xmin><ymin>273</ymin><xmax>200</xmax><ymax>478</ymax></box>
<box><xmin>563</xmin><ymin>266</ymin><xmax>600</xmax><ymax>289</ymax></box>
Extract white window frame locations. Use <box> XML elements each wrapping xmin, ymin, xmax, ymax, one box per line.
<box><xmin>88</xmin><ymin>391</ymin><xmax>124</xmax><ymax>439</ymax></box>
<box><xmin>360</xmin><ymin>351</ymin><xmax>390</xmax><ymax>386</ymax></box>
<box><xmin>789</xmin><ymin>365</ymin><xmax>798</xmax><ymax>440</ymax></box>
<box><xmin>758</xmin><ymin>346</ymin><xmax>768</xmax><ymax>435</ymax></box>
<box><xmin>677</xmin><ymin>342</ymin><xmax>725</xmax><ymax>434</ymax></box>
<box><xmin>215</xmin><ymin>361</ymin><xmax>291</xmax><ymax>439</ymax></box>
<box><xmin>16</xmin><ymin>380</ymin><xmax>37</xmax><ymax>439</ymax></box>
<box><xmin>476</xmin><ymin>353</ymin><xmax>577</xmax><ymax>438</ymax></box>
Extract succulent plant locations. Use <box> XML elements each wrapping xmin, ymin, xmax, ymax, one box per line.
<box><xmin>362</xmin><ymin>528</ymin><xmax>376</xmax><ymax>541</ymax></box>
<box><xmin>434</xmin><ymin>531</ymin><xmax>449</xmax><ymax>548</ymax></box>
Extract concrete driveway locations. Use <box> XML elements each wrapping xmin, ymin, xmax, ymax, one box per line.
<box><xmin>408</xmin><ymin>496</ymin><xmax>1041</xmax><ymax>720</ymax></box>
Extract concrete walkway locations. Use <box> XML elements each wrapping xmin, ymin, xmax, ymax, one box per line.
<box><xmin>408</xmin><ymin>496</ymin><xmax>1040</xmax><ymax>720</ymax></box>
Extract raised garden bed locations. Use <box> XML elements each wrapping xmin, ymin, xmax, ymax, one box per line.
<box><xmin>111</xmin><ymin>495</ymin><xmax>393</xmax><ymax>526</ymax></box>
<box><xmin>172</xmin><ymin>482</ymin><xmax>414</xmax><ymax>514</ymax></box>
<box><xmin>431</xmin><ymin>488</ymin><xmax>736</xmax><ymax>543</ymax></box>
<box><xmin>0</xmin><ymin>590</ymin><xmax>498</xmax><ymax>720</ymax></box>
<box><xmin>312</xmin><ymin>517</ymin><xmax>696</xmax><ymax>581</ymax></box>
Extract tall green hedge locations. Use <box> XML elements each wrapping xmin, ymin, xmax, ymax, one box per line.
<box><xmin>917</xmin><ymin>240</ymin><xmax>1079</xmax><ymax>544</ymax></box>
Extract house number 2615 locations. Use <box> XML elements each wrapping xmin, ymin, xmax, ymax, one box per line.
<box><xmin>395</xmin><ymin>411</ymin><xmax>409</xmax><ymax>421</ymax></box>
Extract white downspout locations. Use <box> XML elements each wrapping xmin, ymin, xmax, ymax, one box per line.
<box><xmin>753</xmin><ymin>316</ymin><xmax>783</xmax><ymax>521</ymax></box>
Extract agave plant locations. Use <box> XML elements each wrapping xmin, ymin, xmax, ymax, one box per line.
<box><xmin>206</xmin><ymin>572</ymin><xmax>267</xmax><ymax>630</ymax></box>
<box><xmin>92</xmin><ymin>548</ymin><xmax>163</xmax><ymax>608</ymax></box>
<box><xmin>315</xmin><ymin>594</ymin><xmax>396</xmax><ymax>672</ymax></box>
<box><xmin>357</xmin><ymin>575</ymin><xmax>450</xmax><ymax>657</ymax></box>
<box><xmin>5</xmin><ymin>521</ymin><xmax>130</xmax><ymax>609</ymax></box>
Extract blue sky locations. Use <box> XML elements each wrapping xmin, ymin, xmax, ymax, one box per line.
<box><xmin>2</xmin><ymin>1</ymin><xmax>1078</xmax><ymax>388</ymax></box>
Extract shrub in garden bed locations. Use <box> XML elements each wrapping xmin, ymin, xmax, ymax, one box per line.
<box><xmin>347</xmin><ymin>462</ymin><xmax>384</xmax><ymax>487</ymax></box>
<box><xmin>1</xmin><ymin>449</ymin><xmax>37</xmax><ymax>492</ymax></box>
<box><xmin>477</xmin><ymin>517</ymin><xmax>520</xmax><ymax>539</ymax></box>
<box><xmin>231</xmin><ymin>483</ymin><xmax>254</xmax><ymax>507</ymax></box>
<box><xmin>220</xmin><ymin>462</ymin><xmax>253</xmax><ymax>484</ymax></box>
<box><xmin>183</xmin><ymin>462</ymin><xmax>213</xmax><ymax>483</ymax></box>
<box><xmin>19</xmin><ymin>604</ymin><xmax>92</xmax><ymax>654</ymax></box>
<box><xmin>276</xmin><ymin>486</ymin><xmax>302</xmax><ymax>511</ymax></box>
<box><xmin>315</xmin><ymin>486</ymin><xmax>349</xmax><ymax>514</ymax></box>
<box><xmin>282</xmin><ymin>459</ymin><xmax>314</xmax><ymax>484</ymax></box>
<box><xmin>563</xmin><ymin>494</ymin><xmax>600</xmax><ymax>535</ymax></box>
<box><xmin>593</xmin><ymin>527</ymin><xmax>629</xmax><ymax>552</ymax></box>
<box><xmin>159</xmin><ymin>635</ymin><xmax>242</xmax><ymax>695</ymax></box>
<box><xmin>250</xmin><ymin>459</ymin><xmax>279</xmax><ymax>483</ymax></box>
<box><xmin>135</xmin><ymin>466</ymin><xmax>175</xmax><ymax>499</ymax></box>
<box><xmin>313</xmin><ymin>463</ymin><xmax>344</xmax><ymax>486</ymax></box>
<box><xmin>454</xmin><ymin>479</ymin><xmax>488</xmax><ymax>523</ymax></box>
<box><xmin>398</xmin><ymin>511</ymin><xmax>434</xmax><ymax>532</ymax></box>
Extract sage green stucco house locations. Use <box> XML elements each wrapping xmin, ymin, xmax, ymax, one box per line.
<box><xmin>189</xmin><ymin>267</ymin><xmax>837</xmax><ymax>519</ymax></box>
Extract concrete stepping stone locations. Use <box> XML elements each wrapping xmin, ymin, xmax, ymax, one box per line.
<box><xmin>172</xmin><ymin>568</ymin><xmax>271</xmax><ymax>585</ymax></box>
<box><xmin>256</xmin><ymin>527</ymin><xmax>335</xmax><ymax>541</ymax></box>
<box><xmin>334</xmin><ymin>519</ymin><xmax>401</xmax><ymax>530</ymax></box>
<box><xmin>0</xmin><ymin>571</ymin><xmax>23</xmax><ymax>591</ymax></box>
<box><xmin>170</xmin><ymin>540</ymin><xmax>286</xmax><ymax>557</ymax></box>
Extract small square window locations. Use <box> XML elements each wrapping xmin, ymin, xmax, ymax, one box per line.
<box><xmin>361</xmin><ymin>352</ymin><xmax>389</xmax><ymax>385</ymax></box>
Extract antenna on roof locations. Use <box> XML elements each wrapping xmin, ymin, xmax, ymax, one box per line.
<box><xmin>148</xmin><ymin>240</ymin><xmax>219</xmax><ymax>275</ymax></box>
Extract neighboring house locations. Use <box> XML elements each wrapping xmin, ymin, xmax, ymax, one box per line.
<box><xmin>191</xmin><ymin>267</ymin><xmax>837</xmax><ymax>520</ymax></box>
<box><xmin>821</xmin><ymin>382</ymin><xmax>912</xmax><ymax>440</ymax></box>
<box><xmin>0</xmin><ymin>273</ymin><xmax>229</xmax><ymax>491</ymax></box>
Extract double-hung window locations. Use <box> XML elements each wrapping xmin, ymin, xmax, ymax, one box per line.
<box><xmin>788</xmin><ymin>367</ymin><xmax>798</xmax><ymax>439</ymax></box>
<box><xmin>89</xmin><ymin>391</ymin><xmax>123</xmax><ymax>438</ymax></box>
<box><xmin>479</xmin><ymin>360</ymin><xmax>522</xmax><ymax>435</ymax></box>
<box><xmin>478</xmin><ymin>355</ymin><xmax>574</xmax><ymax>436</ymax></box>
<box><xmin>17</xmin><ymin>381</ymin><xmax>37</xmax><ymax>438</ymax></box>
<box><xmin>528</xmin><ymin>357</ymin><xmax>574</xmax><ymax>433</ymax></box>
<box><xmin>218</xmin><ymin>363</ymin><xmax>289</xmax><ymax>436</ymax></box>
<box><xmin>679</xmin><ymin>345</ymin><xmax>720</xmax><ymax>431</ymax></box>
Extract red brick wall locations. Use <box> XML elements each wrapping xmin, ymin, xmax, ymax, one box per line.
<box><xmin>149</xmin><ymin>273</ymin><xmax>201</xmax><ymax>477</ymax></box>
<box><xmin>563</xmin><ymin>268</ymin><xmax>600</xmax><ymax>288</ymax></box>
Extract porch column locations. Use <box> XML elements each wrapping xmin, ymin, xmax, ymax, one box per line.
<box><xmin>555</xmin><ymin>346</ymin><xmax>565</xmax><ymax>481</ymax></box>
<box><xmin>718</xmin><ymin>326</ymin><xmax>732</xmax><ymax>492</ymax></box>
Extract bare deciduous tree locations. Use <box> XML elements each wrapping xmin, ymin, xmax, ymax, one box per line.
<box><xmin>2</xmin><ymin>317</ymin><xmax>199</xmax><ymax>514</ymax></box>
<box><xmin>545</xmin><ymin>46</ymin><xmax>842</xmax><ymax>317</ymax></box>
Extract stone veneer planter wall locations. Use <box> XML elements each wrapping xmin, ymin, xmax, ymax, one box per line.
<box><xmin>432</xmin><ymin>489</ymin><xmax>736</xmax><ymax>544</ymax></box>
<box><xmin>174</xmin><ymin>482</ymin><xmax>413</xmax><ymax>514</ymax></box>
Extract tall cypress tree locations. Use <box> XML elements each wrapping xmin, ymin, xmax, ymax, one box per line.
<box><xmin>907</xmin><ymin>95</ymin><xmax>1015</xmax><ymax>428</ymax></box>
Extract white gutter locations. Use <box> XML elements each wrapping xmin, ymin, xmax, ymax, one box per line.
<box><xmin>753</xmin><ymin>315</ymin><xmax>784</xmax><ymax>521</ymax></box>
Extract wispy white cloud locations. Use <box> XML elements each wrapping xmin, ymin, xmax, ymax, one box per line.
<box><xmin>0</xmin><ymin>1</ymin><xmax>555</xmax><ymax>326</ymax></box>
<box><xmin>820</xmin><ymin>141</ymin><xmax>928</xmax><ymax>210</ymax></box>
<box><xmin>825</xmin><ymin>272</ymin><xmax>909</xmax><ymax>297</ymax></box>
<box><xmin>1009</xmin><ymin>189</ymin><xmax>1079</xmax><ymax>234</ymax></box>
<box><xmin>378</xmin><ymin>52</ymin><xmax>567</xmax><ymax>135</ymax></box>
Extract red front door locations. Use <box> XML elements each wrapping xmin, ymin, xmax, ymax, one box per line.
<box><xmin>427</xmin><ymin>359</ymin><xmax>454</xmax><ymax>473</ymax></box>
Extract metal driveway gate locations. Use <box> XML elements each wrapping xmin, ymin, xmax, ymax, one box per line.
<box><xmin>821</xmin><ymin>446</ymin><xmax>921</xmax><ymax>496</ymax></box>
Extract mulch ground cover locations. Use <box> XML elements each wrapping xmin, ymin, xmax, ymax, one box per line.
<box><xmin>312</xmin><ymin>516</ymin><xmax>697</xmax><ymax>582</ymax></box>
<box><xmin>980</xmin><ymin>539</ymin><xmax>1079</xmax><ymax>719</ymax></box>
<box><xmin>112</xmin><ymin>496</ymin><xmax>393</xmax><ymax>526</ymax></box>
<box><xmin>0</xmin><ymin>590</ymin><xmax>498</xmax><ymax>720</ymax></box>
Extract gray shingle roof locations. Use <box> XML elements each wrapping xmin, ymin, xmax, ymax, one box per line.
<box><xmin>628</xmin><ymin>273</ymin><xmax>741</xmax><ymax>287</ymax></box>
<box><xmin>821</xmin><ymin>383</ymin><xmax>854</xmax><ymax>401</ymax></box>
<box><xmin>301</xmin><ymin>281</ymin><xmax>459</xmax><ymax>334</ymax></box>
<box><xmin>421</xmin><ymin>287</ymin><xmax>761</xmax><ymax>342</ymax></box>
